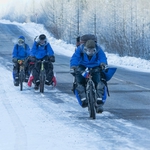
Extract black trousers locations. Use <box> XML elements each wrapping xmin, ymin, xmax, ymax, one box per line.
<box><xmin>13</xmin><ymin>62</ymin><xmax>28</xmax><ymax>79</ymax></box>
<box><xmin>32</xmin><ymin>56</ymin><xmax>54</xmax><ymax>84</ymax></box>
<box><xmin>75</xmin><ymin>65</ymin><xmax>105</xmax><ymax>99</ymax></box>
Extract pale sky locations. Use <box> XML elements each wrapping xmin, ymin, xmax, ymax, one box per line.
<box><xmin>0</xmin><ymin>0</ymin><xmax>9</xmax><ymax>4</ymax></box>
<box><xmin>0</xmin><ymin>0</ymin><xmax>10</xmax><ymax>8</ymax></box>
<box><xmin>0</xmin><ymin>0</ymin><xmax>27</xmax><ymax>10</ymax></box>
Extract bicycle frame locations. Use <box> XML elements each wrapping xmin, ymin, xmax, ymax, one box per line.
<box><xmin>18</xmin><ymin>60</ymin><xmax>25</xmax><ymax>91</ymax></box>
<box><xmin>18</xmin><ymin>60</ymin><xmax>24</xmax><ymax>71</ymax></box>
<box><xmin>39</xmin><ymin>60</ymin><xmax>46</xmax><ymax>93</ymax></box>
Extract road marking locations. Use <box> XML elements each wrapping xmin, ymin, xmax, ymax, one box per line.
<box><xmin>134</xmin><ymin>84</ymin><xmax>150</xmax><ymax>90</ymax></box>
<box><xmin>113</xmin><ymin>77</ymin><xmax>124</xmax><ymax>82</ymax></box>
<box><xmin>113</xmin><ymin>77</ymin><xmax>150</xmax><ymax>90</ymax></box>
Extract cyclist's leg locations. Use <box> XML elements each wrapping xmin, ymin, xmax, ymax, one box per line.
<box><xmin>92</xmin><ymin>71</ymin><xmax>104</xmax><ymax>101</ymax></box>
<box><xmin>92</xmin><ymin>71</ymin><xmax>105</xmax><ymax>113</ymax></box>
<box><xmin>33</xmin><ymin>61</ymin><xmax>40</xmax><ymax>89</ymax></box>
<box><xmin>24</xmin><ymin>66</ymin><xmax>29</xmax><ymax>82</ymax></box>
<box><xmin>13</xmin><ymin>62</ymin><xmax>19</xmax><ymax>86</ymax></box>
<box><xmin>45</xmin><ymin>61</ymin><xmax>54</xmax><ymax>85</ymax></box>
<box><xmin>75</xmin><ymin>66</ymin><xmax>87</xmax><ymax>107</ymax></box>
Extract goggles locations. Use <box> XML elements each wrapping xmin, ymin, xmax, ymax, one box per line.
<box><xmin>18</xmin><ymin>39</ymin><xmax>25</xmax><ymax>45</ymax></box>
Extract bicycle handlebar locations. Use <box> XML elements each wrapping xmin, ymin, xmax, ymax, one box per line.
<box><xmin>36</xmin><ymin>59</ymin><xmax>50</xmax><ymax>63</ymax></box>
<box><xmin>70</xmin><ymin>66</ymin><xmax>109</xmax><ymax>76</ymax></box>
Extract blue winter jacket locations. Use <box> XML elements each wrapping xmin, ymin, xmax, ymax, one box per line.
<box><xmin>12</xmin><ymin>44</ymin><xmax>30</xmax><ymax>60</ymax></box>
<box><xmin>70</xmin><ymin>44</ymin><xmax>107</xmax><ymax>68</ymax></box>
<box><xmin>30</xmin><ymin>41</ymin><xmax>54</xmax><ymax>59</ymax></box>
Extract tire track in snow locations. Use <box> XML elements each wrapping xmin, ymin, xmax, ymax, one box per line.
<box><xmin>36</xmin><ymin>91</ymin><xmax>150</xmax><ymax>150</ymax></box>
<box><xmin>0</xmin><ymin>65</ymin><xmax>27</xmax><ymax>150</ymax></box>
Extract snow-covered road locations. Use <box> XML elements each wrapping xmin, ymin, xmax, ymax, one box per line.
<box><xmin>0</xmin><ymin>57</ymin><xmax>150</xmax><ymax>150</ymax></box>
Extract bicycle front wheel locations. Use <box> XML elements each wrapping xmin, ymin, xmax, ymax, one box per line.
<box><xmin>40</xmin><ymin>72</ymin><xmax>45</xmax><ymax>93</ymax></box>
<box><xmin>19</xmin><ymin>71</ymin><xmax>24</xmax><ymax>91</ymax></box>
<box><xmin>88</xmin><ymin>85</ymin><xmax>96</xmax><ymax>119</ymax></box>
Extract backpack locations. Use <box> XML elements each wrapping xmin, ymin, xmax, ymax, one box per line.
<box><xmin>80</xmin><ymin>34</ymin><xmax>97</xmax><ymax>43</ymax></box>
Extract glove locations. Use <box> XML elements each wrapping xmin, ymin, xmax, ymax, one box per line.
<box><xmin>18</xmin><ymin>59</ymin><xmax>24</xmax><ymax>65</ymax></box>
<box><xmin>100</xmin><ymin>63</ymin><xmax>108</xmax><ymax>70</ymax></box>
<box><xmin>12</xmin><ymin>58</ymin><xmax>18</xmax><ymax>63</ymax></box>
<box><xmin>49</xmin><ymin>56</ymin><xmax>55</xmax><ymax>62</ymax></box>
<box><xmin>70</xmin><ymin>66</ymin><xmax>77</xmax><ymax>74</ymax></box>
<box><xmin>71</xmin><ymin>66</ymin><xmax>77</xmax><ymax>70</ymax></box>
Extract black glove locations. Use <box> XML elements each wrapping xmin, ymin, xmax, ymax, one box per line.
<box><xmin>12</xmin><ymin>58</ymin><xmax>18</xmax><ymax>63</ymax></box>
<box><xmin>100</xmin><ymin>63</ymin><xmax>108</xmax><ymax>70</ymax></box>
<box><xmin>49</xmin><ymin>56</ymin><xmax>55</xmax><ymax>62</ymax></box>
<box><xmin>70</xmin><ymin>66</ymin><xmax>77</xmax><ymax>74</ymax></box>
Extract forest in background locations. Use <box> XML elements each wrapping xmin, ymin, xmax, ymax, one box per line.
<box><xmin>1</xmin><ymin>0</ymin><xmax>150</xmax><ymax>59</ymax></box>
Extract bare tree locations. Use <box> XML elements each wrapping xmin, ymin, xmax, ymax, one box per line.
<box><xmin>1</xmin><ymin>0</ymin><xmax>150</xmax><ymax>59</ymax></box>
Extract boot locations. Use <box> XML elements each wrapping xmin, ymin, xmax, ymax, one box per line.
<box><xmin>14</xmin><ymin>77</ymin><xmax>19</xmax><ymax>86</ymax></box>
<box><xmin>28</xmin><ymin>73</ymin><xmax>34</xmax><ymax>87</ymax></box>
<box><xmin>34</xmin><ymin>80</ymin><xmax>40</xmax><ymax>90</ymax></box>
<box><xmin>25</xmin><ymin>74</ymin><xmax>29</xmax><ymax>82</ymax></box>
<box><xmin>96</xmin><ymin>104</ymin><xmax>103</xmax><ymax>113</ymax></box>
<box><xmin>76</xmin><ymin>84</ymin><xmax>87</xmax><ymax>108</ymax></box>
<box><xmin>97</xmin><ymin>97</ymin><xmax>103</xmax><ymax>105</ymax></box>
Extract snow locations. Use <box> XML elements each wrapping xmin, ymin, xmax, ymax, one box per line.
<box><xmin>0</xmin><ymin>61</ymin><xmax>98</xmax><ymax>150</ymax></box>
<box><xmin>0</xmin><ymin>20</ymin><xmax>150</xmax><ymax>150</ymax></box>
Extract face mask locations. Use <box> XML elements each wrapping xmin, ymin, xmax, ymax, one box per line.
<box><xmin>39</xmin><ymin>40</ymin><xmax>46</xmax><ymax>46</ymax></box>
<box><xmin>85</xmin><ymin>47</ymin><xmax>96</xmax><ymax>56</ymax></box>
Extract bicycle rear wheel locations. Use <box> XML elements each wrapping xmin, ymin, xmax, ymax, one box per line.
<box><xmin>88</xmin><ymin>85</ymin><xmax>96</xmax><ymax>119</ymax></box>
<box><xmin>40</xmin><ymin>72</ymin><xmax>45</xmax><ymax>93</ymax></box>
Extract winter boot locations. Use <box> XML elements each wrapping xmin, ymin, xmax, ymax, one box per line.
<box><xmin>76</xmin><ymin>84</ymin><xmax>87</xmax><ymax>108</ymax></box>
<box><xmin>14</xmin><ymin>77</ymin><xmax>19</xmax><ymax>86</ymax></box>
<box><xmin>34</xmin><ymin>80</ymin><xmax>40</xmax><ymax>90</ymax></box>
<box><xmin>96</xmin><ymin>104</ymin><xmax>104</xmax><ymax>113</ymax></box>
<box><xmin>25</xmin><ymin>74</ymin><xmax>29</xmax><ymax>82</ymax></box>
<box><xmin>28</xmin><ymin>73</ymin><xmax>34</xmax><ymax>87</ymax></box>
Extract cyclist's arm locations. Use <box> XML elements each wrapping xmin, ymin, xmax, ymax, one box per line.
<box><xmin>46</xmin><ymin>43</ymin><xmax>54</xmax><ymax>56</ymax></box>
<box><xmin>70</xmin><ymin>47</ymin><xmax>81</xmax><ymax>67</ymax></box>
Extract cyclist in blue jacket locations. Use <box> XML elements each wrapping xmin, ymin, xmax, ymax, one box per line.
<box><xmin>29</xmin><ymin>34</ymin><xmax>55</xmax><ymax>90</ymax></box>
<box><xmin>12</xmin><ymin>36</ymin><xmax>30</xmax><ymax>86</ymax></box>
<box><xmin>70</xmin><ymin>37</ymin><xmax>108</xmax><ymax>113</ymax></box>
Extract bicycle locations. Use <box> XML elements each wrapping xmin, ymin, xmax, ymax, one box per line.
<box><xmin>71</xmin><ymin>66</ymin><xmax>117</xmax><ymax>119</ymax></box>
<box><xmin>83</xmin><ymin>68</ymin><xmax>98</xmax><ymax>119</ymax></box>
<box><xmin>18</xmin><ymin>60</ymin><xmax>25</xmax><ymax>91</ymax></box>
<box><xmin>28</xmin><ymin>58</ymin><xmax>57</xmax><ymax>92</ymax></box>
<box><xmin>72</xmin><ymin>67</ymin><xmax>100</xmax><ymax>119</ymax></box>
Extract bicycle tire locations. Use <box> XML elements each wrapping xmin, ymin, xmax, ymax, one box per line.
<box><xmin>40</xmin><ymin>71</ymin><xmax>45</xmax><ymax>93</ymax></box>
<box><xmin>19</xmin><ymin>71</ymin><xmax>24</xmax><ymax>91</ymax></box>
<box><xmin>88</xmin><ymin>85</ymin><xmax>96</xmax><ymax>119</ymax></box>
